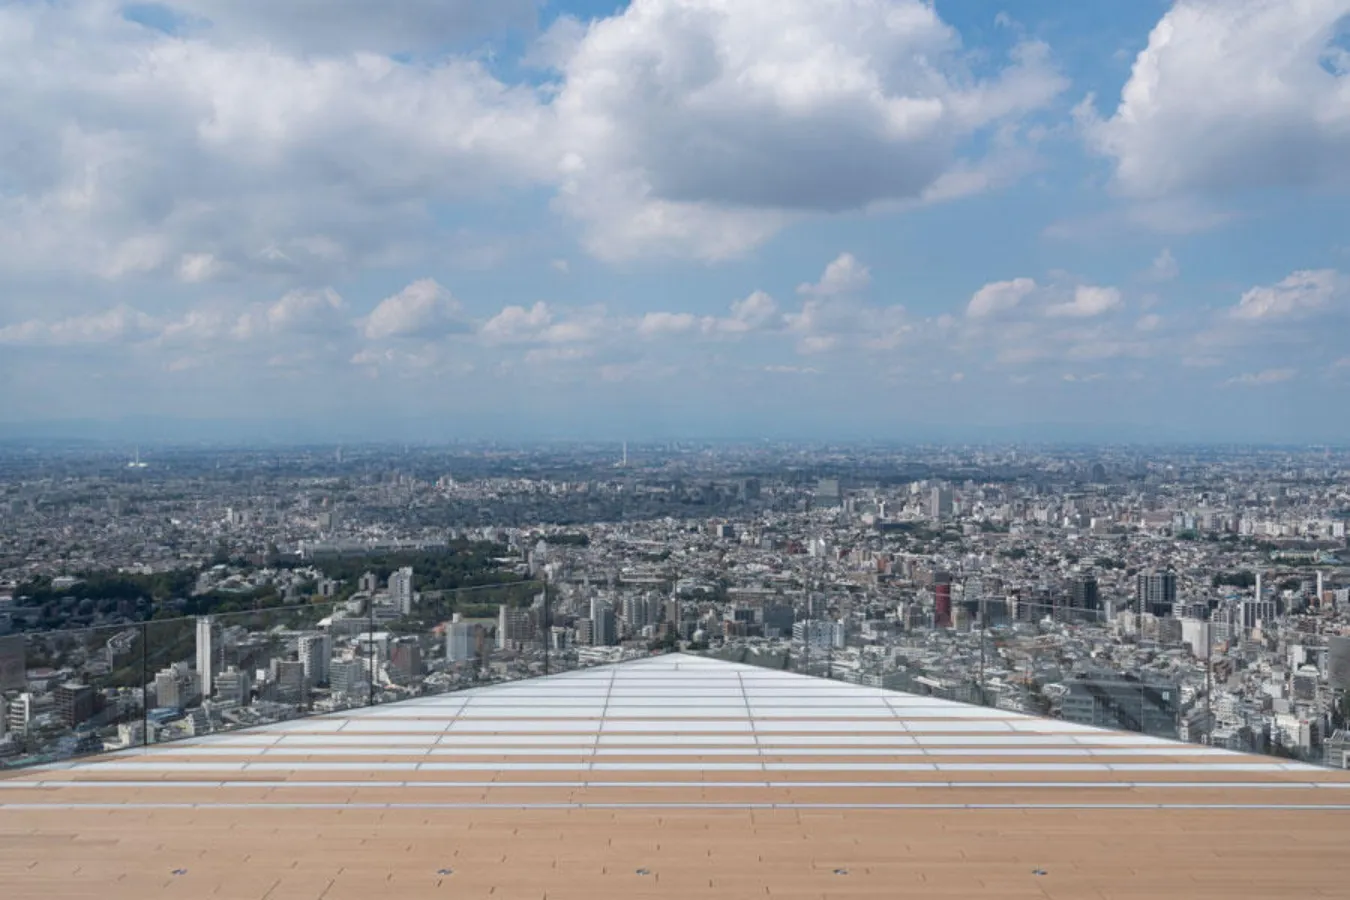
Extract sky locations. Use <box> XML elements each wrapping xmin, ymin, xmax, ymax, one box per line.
<box><xmin>1</xmin><ymin>0</ymin><xmax>1349</xmax><ymax>443</ymax></box>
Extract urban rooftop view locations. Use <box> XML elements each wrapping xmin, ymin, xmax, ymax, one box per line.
<box><xmin>4</xmin><ymin>0</ymin><xmax>1350</xmax><ymax>896</ymax></box>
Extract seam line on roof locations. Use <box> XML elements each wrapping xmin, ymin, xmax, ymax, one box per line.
<box><xmin>736</xmin><ymin>672</ymin><xmax>767</xmax><ymax>776</ymax></box>
<box><xmin>590</xmin><ymin>666</ymin><xmax>617</xmax><ymax>772</ymax></box>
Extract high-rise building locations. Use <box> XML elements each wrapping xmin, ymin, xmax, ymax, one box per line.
<box><xmin>928</xmin><ymin>486</ymin><xmax>953</xmax><ymax>521</ymax></box>
<box><xmin>389</xmin><ymin>639</ymin><xmax>422</xmax><ymax>682</ymax></box>
<box><xmin>5</xmin><ymin>692</ymin><xmax>33</xmax><ymax>734</ymax></box>
<box><xmin>269</xmin><ymin>660</ymin><xmax>307</xmax><ymax>705</ymax></box>
<box><xmin>388</xmin><ymin>567</ymin><xmax>414</xmax><ymax>615</ymax></box>
<box><xmin>589</xmin><ymin>599</ymin><xmax>616</xmax><ymax>646</ymax></box>
<box><xmin>763</xmin><ymin>604</ymin><xmax>795</xmax><ymax>638</ymax></box>
<box><xmin>498</xmin><ymin>606</ymin><xmax>535</xmax><ymax>649</ymax></box>
<box><xmin>791</xmin><ymin>619</ymin><xmax>845</xmax><ymax>650</ymax></box>
<box><xmin>933</xmin><ymin>572</ymin><xmax>953</xmax><ymax>628</ymax></box>
<box><xmin>215</xmin><ymin>666</ymin><xmax>252</xmax><ymax>705</ymax></box>
<box><xmin>1329</xmin><ymin>637</ymin><xmax>1350</xmax><ymax>691</ymax></box>
<box><xmin>1241</xmin><ymin>599</ymin><xmax>1278</xmax><ymax>630</ymax></box>
<box><xmin>622</xmin><ymin>595</ymin><xmax>654</xmax><ymax>633</ymax></box>
<box><xmin>54</xmin><ymin>682</ymin><xmax>94</xmax><ymax>728</ymax></box>
<box><xmin>298</xmin><ymin>634</ymin><xmax>331</xmax><ymax>686</ymax></box>
<box><xmin>739</xmin><ymin>478</ymin><xmax>761</xmax><ymax>502</ymax></box>
<box><xmin>447</xmin><ymin>615</ymin><xmax>480</xmax><ymax>663</ymax></box>
<box><xmin>814</xmin><ymin>479</ymin><xmax>842</xmax><ymax>508</ymax></box>
<box><xmin>329</xmin><ymin>658</ymin><xmax>370</xmax><ymax>697</ymax></box>
<box><xmin>1136</xmin><ymin>570</ymin><xmax>1177</xmax><ymax>618</ymax></box>
<box><xmin>195</xmin><ymin>616</ymin><xmax>215</xmax><ymax>699</ymax></box>
<box><xmin>153</xmin><ymin>665</ymin><xmax>200</xmax><ymax>710</ymax></box>
<box><xmin>1069</xmin><ymin>575</ymin><xmax>1101</xmax><ymax>613</ymax></box>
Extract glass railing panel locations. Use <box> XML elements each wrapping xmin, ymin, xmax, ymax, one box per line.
<box><xmin>478</xmin><ymin>582</ymin><xmax>552</xmax><ymax>688</ymax></box>
<box><xmin>141</xmin><ymin>600</ymin><xmax>346</xmax><ymax>746</ymax></box>
<box><xmin>1</xmin><ymin>621</ymin><xmax>148</xmax><ymax>769</ymax></box>
<box><xmin>3</xmin><ymin>588</ymin><xmax>1334</xmax><ymax>774</ymax></box>
<box><xmin>378</xmin><ymin>580</ymin><xmax>546</xmax><ymax>699</ymax></box>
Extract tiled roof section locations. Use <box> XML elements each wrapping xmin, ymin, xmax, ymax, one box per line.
<box><xmin>3</xmin><ymin>654</ymin><xmax>1350</xmax><ymax>898</ymax></box>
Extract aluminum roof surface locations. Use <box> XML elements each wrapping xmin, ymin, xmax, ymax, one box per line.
<box><xmin>3</xmin><ymin>653</ymin><xmax>1350</xmax><ymax>898</ymax></box>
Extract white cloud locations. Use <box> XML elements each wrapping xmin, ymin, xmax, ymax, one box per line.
<box><xmin>785</xmin><ymin>297</ymin><xmax>909</xmax><ymax>354</ymax></box>
<box><xmin>0</xmin><ymin>0</ymin><xmax>1068</xmax><ymax>286</ymax></box>
<box><xmin>1144</xmin><ymin>248</ymin><xmax>1179</xmax><ymax>282</ymax></box>
<box><xmin>481</xmin><ymin>302</ymin><xmax>554</xmax><ymax>343</ymax></box>
<box><xmin>235</xmin><ymin>287</ymin><xmax>348</xmax><ymax>340</ymax></box>
<box><xmin>480</xmin><ymin>301</ymin><xmax>607</xmax><ymax>346</ymax></box>
<box><xmin>638</xmin><ymin>311</ymin><xmax>698</xmax><ymax>337</ymax></box>
<box><xmin>1045</xmin><ymin>285</ymin><xmax>1122</xmax><ymax>318</ymax></box>
<box><xmin>798</xmin><ymin>253</ymin><xmax>872</xmax><ymax>296</ymax></box>
<box><xmin>0</xmin><ymin>306</ymin><xmax>158</xmax><ymax>346</ymax></box>
<box><xmin>1231</xmin><ymin>269</ymin><xmax>1342</xmax><ymax>320</ymax></box>
<box><xmin>350</xmin><ymin>344</ymin><xmax>462</xmax><ymax>378</ymax></box>
<box><xmin>0</xmin><ymin>2</ymin><xmax>549</xmax><ymax>283</ymax></box>
<box><xmin>363</xmin><ymin>279</ymin><xmax>467</xmax><ymax>340</ymax></box>
<box><xmin>547</xmin><ymin>0</ymin><xmax>1065</xmax><ymax>260</ymax></box>
<box><xmin>966</xmin><ymin>277</ymin><xmax>1037</xmax><ymax>318</ymax></box>
<box><xmin>1136</xmin><ymin>313</ymin><xmax>1163</xmax><ymax>332</ymax></box>
<box><xmin>178</xmin><ymin>253</ymin><xmax>226</xmax><ymax>283</ymax></box>
<box><xmin>700</xmin><ymin>291</ymin><xmax>783</xmax><ymax>337</ymax></box>
<box><xmin>1224</xmin><ymin>367</ymin><xmax>1297</xmax><ymax>386</ymax></box>
<box><xmin>1082</xmin><ymin>0</ymin><xmax>1350</xmax><ymax>199</ymax></box>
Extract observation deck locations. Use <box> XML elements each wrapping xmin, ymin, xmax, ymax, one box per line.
<box><xmin>3</xmin><ymin>653</ymin><xmax>1349</xmax><ymax>898</ymax></box>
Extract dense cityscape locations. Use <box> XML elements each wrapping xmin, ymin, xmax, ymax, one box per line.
<box><xmin>1</xmin><ymin>440</ymin><xmax>1348</xmax><ymax>770</ymax></box>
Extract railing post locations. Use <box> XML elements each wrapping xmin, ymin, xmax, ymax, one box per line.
<box><xmin>368</xmin><ymin>597</ymin><xmax>376</xmax><ymax>709</ymax></box>
<box><xmin>543</xmin><ymin>580</ymin><xmax>550</xmax><ymax>677</ymax></box>
<box><xmin>140</xmin><ymin>621</ymin><xmax>149</xmax><ymax>748</ymax></box>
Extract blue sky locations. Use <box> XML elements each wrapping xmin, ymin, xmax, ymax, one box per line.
<box><xmin>1</xmin><ymin>0</ymin><xmax>1348</xmax><ymax>442</ymax></box>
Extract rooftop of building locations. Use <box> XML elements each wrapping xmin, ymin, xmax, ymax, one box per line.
<box><xmin>3</xmin><ymin>653</ymin><xmax>1350</xmax><ymax>899</ymax></box>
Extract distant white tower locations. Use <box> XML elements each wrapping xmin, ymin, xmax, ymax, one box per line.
<box><xmin>622</xmin><ymin>441</ymin><xmax>628</xmax><ymax>467</ymax></box>
<box><xmin>388</xmin><ymin>567</ymin><xmax>414</xmax><ymax>615</ymax></box>
<box><xmin>195</xmin><ymin>617</ymin><xmax>215</xmax><ymax>699</ymax></box>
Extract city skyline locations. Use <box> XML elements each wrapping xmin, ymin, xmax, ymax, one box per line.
<box><xmin>2</xmin><ymin>0</ymin><xmax>1349</xmax><ymax>440</ymax></box>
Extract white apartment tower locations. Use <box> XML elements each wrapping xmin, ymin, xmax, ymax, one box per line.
<box><xmin>195</xmin><ymin>616</ymin><xmax>215</xmax><ymax>699</ymax></box>
<box><xmin>388</xmin><ymin>567</ymin><xmax>414</xmax><ymax>615</ymax></box>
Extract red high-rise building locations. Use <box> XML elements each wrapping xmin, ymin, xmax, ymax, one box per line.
<box><xmin>934</xmin><ymin>580</ymin><xmax>953</xmax><ymax>628</ymax></box>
